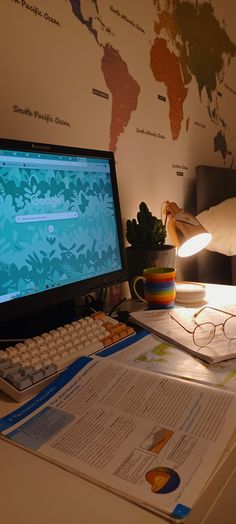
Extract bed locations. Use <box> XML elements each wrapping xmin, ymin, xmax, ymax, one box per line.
<box><xmin>195</xmin><ymin>165</ymin><xmax>236</xmax><ymax>285</ymax></box>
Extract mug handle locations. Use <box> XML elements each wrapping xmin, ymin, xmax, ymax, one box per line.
<box><xmin>132</xmin><ymin>276</ymin><xmax>148</xmax><ymax>304</ymax></box>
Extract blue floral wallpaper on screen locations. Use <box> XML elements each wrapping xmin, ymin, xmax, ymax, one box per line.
<box><xmin>0</xmin><ymin>163</ymin><xmax>121</xmax><ymax>300</ymax></box>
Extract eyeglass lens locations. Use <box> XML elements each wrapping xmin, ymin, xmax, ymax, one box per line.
<box><xmin>193</xmin><ymin>323</ymin><xmax>215</xmax><ymax>346</ymax></box>
<box><xmin>224</xmin><ymin>316</ymin><xmax>236</xmax><ymax>339</ymax></box>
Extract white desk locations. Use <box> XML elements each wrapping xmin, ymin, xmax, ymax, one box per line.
<box><xmin>0</xmin><ymin>283</ymin><xmax>236</xmax><ymax>524</ymax></box>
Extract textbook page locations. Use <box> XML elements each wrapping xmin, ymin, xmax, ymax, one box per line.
<box><xmin>130</xmin><ymin>307</ymin><xmax>236</xmax><ymax>364</ymax></box>
<box><xmin>1</xmin><ymin>357</ymin><xmax>236</xmax><ymax>521</ymax></box>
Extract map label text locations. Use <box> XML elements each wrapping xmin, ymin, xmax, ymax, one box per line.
<box><xmin>10</xmin><ymin>0</ymin><xmax>61</xmax><ymax>27</ymax></box>
<box><xmin>13</xmin><ymin>105</ymin><xmax>71</xmax><ymax>127</ymax></box>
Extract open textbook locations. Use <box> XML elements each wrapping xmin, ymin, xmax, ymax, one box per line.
<box><xmin>130</xmin><ymin>307</ymin><xmax>236</xmax><ymax>364</ymax></box>
<box><xmin>0</xmin><ymin>347</ymin><xmax>236</xmax><ymax>522</ymax></box>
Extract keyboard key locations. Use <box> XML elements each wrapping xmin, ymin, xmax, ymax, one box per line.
<box><xmin>30</xmin><ymin>370</ymin><xmax>46</xmax><ymax>384</ymax></box>
<box><xmin>13</xmin><ymin>376</ymin><xmax>33</xmax><ymax>390</ymax></box>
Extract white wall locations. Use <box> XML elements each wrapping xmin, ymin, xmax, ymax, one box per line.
<box><xmin>1</xmin><ymin>0</ymin><xmax>236</xmax><ymax>236</ymax></box>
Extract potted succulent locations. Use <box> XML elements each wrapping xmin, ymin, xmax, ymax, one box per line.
<box><xmin>125</xmin><ymin>202</ymin><xmax>176</xmax><ymax>296</ymax></box>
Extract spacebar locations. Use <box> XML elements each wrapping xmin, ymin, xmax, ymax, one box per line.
<box><xmin>54</xmin><ymin>341</ymin><xmax>104</xmax><ymax>372</ymax></box>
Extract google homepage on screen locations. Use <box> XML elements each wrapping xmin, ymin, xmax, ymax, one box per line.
<box><xmin>0</xmin><ymin>149</ymin><xmax>122</xmax><ymax>304</ymax></box>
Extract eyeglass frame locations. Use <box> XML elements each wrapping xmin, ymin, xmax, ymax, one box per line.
<box><xmin>169</xmin><ymin>306</ymin><xmax>236</xmax><ymax>347</ymax></box>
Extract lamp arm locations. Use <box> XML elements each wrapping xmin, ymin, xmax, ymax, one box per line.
<box><xmin>162</xmin><ymin>201</ymin><xmax>182</xmax><ymax>226</ymax></box>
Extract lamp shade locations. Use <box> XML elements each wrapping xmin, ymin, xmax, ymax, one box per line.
<box><xmin>163</xmin><ymin>201</ymin><xmax>212</xmax><ymax>257</ymax></box>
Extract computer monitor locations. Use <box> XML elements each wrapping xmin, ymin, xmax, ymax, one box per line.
<box><xmin>0</xmin><ymin>138</ymin><xmax>127</xmax><ymax>335</ymax></box>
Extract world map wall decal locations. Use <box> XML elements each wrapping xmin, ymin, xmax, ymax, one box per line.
<box><xmin>69</xmin><ymin>0</ymin><xmax>236</xmax><ymax>163</ymax></box>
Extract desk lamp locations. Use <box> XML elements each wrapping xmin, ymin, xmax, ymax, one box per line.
<box><xmin>163</xmin><ymin>201</ymin><xmax>212</xmax><ymax>257</ymax></box>
<box><xmin>162</xmin><ymin>201</ymin><xmax>212</xmax><ymax>305</ymax></box>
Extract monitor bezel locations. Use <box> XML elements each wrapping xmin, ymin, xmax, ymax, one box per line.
<box><xmin>0</xmin><ymin>138</ymin><xmax>127</xmax><ymax>325</ymax></box>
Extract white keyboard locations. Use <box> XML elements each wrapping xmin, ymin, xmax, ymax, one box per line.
<box><xmin>0</xmin><ymin>311</ymin><xmax>135</xmax><ymax>402</ymax></box>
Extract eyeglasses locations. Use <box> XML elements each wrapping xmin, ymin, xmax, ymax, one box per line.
<box><xmin>169</xmin><ymin>306</ymin><xmax>236</xmax><ymax>347</ymax></box>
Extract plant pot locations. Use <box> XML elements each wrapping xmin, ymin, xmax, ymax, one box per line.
<box><xmin>125</xmin><ymin>245</ymin><xmax>176</xmax><ymax>298</ymax></box>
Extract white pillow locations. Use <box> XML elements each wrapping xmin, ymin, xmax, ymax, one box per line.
<box><xmin>196</xmin><ymin>197</ymin><xmax>236</xmax><ymax>256</ymax></box>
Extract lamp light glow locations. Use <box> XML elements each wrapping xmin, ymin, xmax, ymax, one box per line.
<box><xmin>163</xmin><ymin>201</ymin><xmax>212</xmax><ymax>257</ymax></box>
<box><xmin>178</xmin><ymin>232</ymin><xmax>212</xmax><ymax>257</ymax></box>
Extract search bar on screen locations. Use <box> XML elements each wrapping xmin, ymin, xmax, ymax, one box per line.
<box><xmin>15</xmin><ymin>212</ymin><xmax>78</xmax><ymax>223</ymax></box>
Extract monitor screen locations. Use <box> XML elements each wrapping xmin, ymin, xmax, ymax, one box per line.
<box><xmin>0</xmin><ymin>138</ymin><xmax>127</xmax><ymax>328</ymax></box>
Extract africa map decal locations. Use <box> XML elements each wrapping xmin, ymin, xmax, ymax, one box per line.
<box><xmin>69</xmin><ymin>0</ymin><xmax>236</xmax><ymax>162</ymax></box>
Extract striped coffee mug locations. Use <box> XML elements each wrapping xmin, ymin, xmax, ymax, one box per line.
<box><xmin>132</xmin><ymin>267</ymin><xmax>176</xmax><ymax>309</ymax></box>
